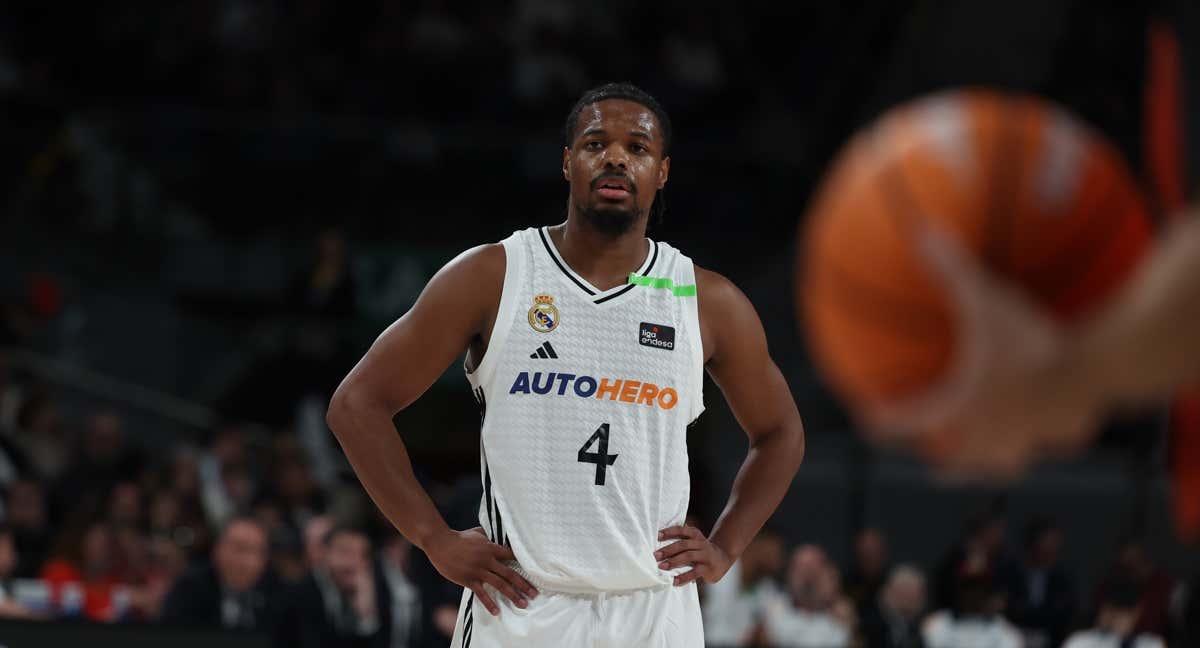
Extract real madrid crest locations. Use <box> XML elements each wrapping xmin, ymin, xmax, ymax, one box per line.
<box><xmin>527</xmin><ymin>293</ymin><xmax>559</xmax><ymax>333</ymax></box>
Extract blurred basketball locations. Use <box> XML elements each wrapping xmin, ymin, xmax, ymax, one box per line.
<box><xmin>800</xmin><ymin>89</ymin><xmax>1152</xmax><ymax>411</ymax></box>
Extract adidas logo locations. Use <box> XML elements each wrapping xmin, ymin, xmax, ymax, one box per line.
<box><xmin>529</xmin><ymin>341</ymin><xmax>558</xmax><ymax>359</ymax></box>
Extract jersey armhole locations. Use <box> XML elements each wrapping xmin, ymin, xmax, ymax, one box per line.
<box><xmin>465</xmin><ymin>234</ymin><xmax>523</xmax><ymax>385</ymax></box>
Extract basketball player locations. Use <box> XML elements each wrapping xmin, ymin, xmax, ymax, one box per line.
<box><xmin>325</xmin><ymin>83</ymin><xmax>806</xmax><ymax>646</ymax></box>
<box><xmin>865</xmin><ymin>212</ymin><xmax>1200</xmax><ymax>479</ymax></box>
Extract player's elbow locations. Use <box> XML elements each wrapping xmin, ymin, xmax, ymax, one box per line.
<box><xmin>758</xmin><ymin>418</ymin><xmax>806</xmax><ymax>469</ymax></box>
<box><xmin>326</xmin><ymin>379</ymin><xmax>381</xmax><ymax>439</ymax></box>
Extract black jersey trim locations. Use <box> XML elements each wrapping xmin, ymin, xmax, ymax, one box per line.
<box><xmin>594</xmin><ymin>240</ymin><xmax>658</xmax><ymax>304</ymax></box>
<box><xmin>539</xmin><ymin>228</ymin><xmax>660</xmax><ymax>304</ymax></box>
<box><xmin>462</xmin><ymin>592</ymin><xmax>474</xmax><ymax>647</ymax></box>
<box><xmin>538</xmin><ymin>227</ymin><xmax>596</xmax><ymax>296</ymax></box>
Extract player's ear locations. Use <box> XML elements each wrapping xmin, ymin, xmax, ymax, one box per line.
<box><xmin>658</xmin><ymin>156</ymin><xmax>670</xmax><ymax>189</ymax></box>
<box><xmin>562</xmin><ymin>147</ymin><xmax>571</xmax><ymax>182</ymax></box>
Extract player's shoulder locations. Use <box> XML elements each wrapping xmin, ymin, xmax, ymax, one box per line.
<box><xmin>694</xmin><ymin>265</ymin><xmax>755</xmax><ymax>318</ymax></box>
<box><xmin>442</xmin><ymin>242</ymin><xmax>505</xmax><ymax>277</ymax></box>
<box><xmin>694</xmin><ymin>265</ymin><xmax>740</xmax><ymax>302</ymax></box>
<box><xmin>421</xmin><ymin>243</ymin><xmax>506</xmax><ymax>313</ymax></box>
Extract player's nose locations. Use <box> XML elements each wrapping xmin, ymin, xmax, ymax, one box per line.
<box><xmin>601</xmin><ymin>146</ymin><xmax>629</xmax><ymax>169</ymax></box>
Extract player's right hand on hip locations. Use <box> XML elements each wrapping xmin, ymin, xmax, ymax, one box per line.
<box><xmin>426</xmin><ymin>527</ymin><xmax>538</xmax><ymax>616</ymax></box>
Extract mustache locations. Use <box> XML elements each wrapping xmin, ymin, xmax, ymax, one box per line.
<box><xmin>590</xmin><ymin>172</ymin><xmax>637</xmax><ymax>194</ymax></box>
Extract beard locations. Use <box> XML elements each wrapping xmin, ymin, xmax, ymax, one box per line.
<box><xmin>577</xmin><ymin>202</ymin><xmax>644</xmax><ymax>237</ymax></box>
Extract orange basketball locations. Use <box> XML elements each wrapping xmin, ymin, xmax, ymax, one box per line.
<box><xmin>799</xmin><ymin>89</ymin><xmax>1152</xmax><ymax>411</ymax></box>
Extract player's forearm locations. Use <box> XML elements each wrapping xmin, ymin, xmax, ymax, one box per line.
<box><xmin>326</xmin><ymin>388</ymin><xmax>450</xmax><ymax>551</ymax></box>
<box><xmin>1068</xmin><ymin>215</ymin><xmax>1200</xmax><ymax>406</ymax></box>
<box><xmin>707</xmin><ymin>421</ymin><xmax>805</xmax><ymax>560</ymax></box>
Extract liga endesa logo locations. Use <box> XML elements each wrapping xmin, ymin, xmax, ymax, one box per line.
<box><xmin>508</xmin><ymin>372</ymin><xmax>679</xmax><ymax>410</ymax></box>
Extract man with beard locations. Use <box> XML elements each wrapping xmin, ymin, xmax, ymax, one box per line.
<box><xmin>326</xmin><ymin>83</ymin><xmax>806</xmax><ymax>646</ymax></box>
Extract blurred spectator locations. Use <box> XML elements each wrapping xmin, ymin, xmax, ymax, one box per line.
<box><xmin>112</xmin><ymin>524</ymin><xmax>148</xmax><ymax>583</ymax></box>
<box><xmin>269</xmin><ymin>525</ymin><xmax>306</xmax><ymax>584</ymax></box>
<box><xmin>860</xmin><ymin>563</ymin><xmax>928</xmax><ymax>648</ymax></box>
<box><xmin>0</xmin><ymin>524</ymin><xmax>36</xmax><ymax>619</ymax></box>
<box><xmin>1002</xmin><ymin>517</ymin><xmax>1076</xmax><ymax>648</ymax></box>
<box><xmin>922</xmin><ymin>571</ymin><xmax>1021</xmax><ymax>648</ymax></box>
<box><xmin>1063</xmin><ymin>579</ymin><xmax>1166</xmax><ymax>648</ymax></box>
<box><xmin>702</xmin><ymin>528</ymin><xmax>785</xmax><ymax>646</ymax></box>
<box><xmin>933</xmin><ymin>510</ymin><xmax>1010</xmax><ymax>611</ymax></box>
<box><xmin>134</xmin><ymin>534</ymin><xmax>189</xmax><ymax>620</ymax></box>
<box><xmin>53</xmin><ymin>411</ymin><xmax>144</xmax><ymax>519</ymax></box>
<box><xmin>268</xmin><ymin>438</ymin><xmax>325</xmax><ymax>529</ymax></box>
<box><xmin>1093</xmin><ymin>540</ymin><xmax>1174</xmax><ymax>637</ymax></box>
<box><xmin>5</xmin><ymin>478</ymin><xmax>50</xmax><ymax>577</ymax></box>
<box><xmin>107</xmin><ymin>480</ymin><xmax>144</xmax><ymax>529</ymax></box>
<box><xmin>11</xmin><ymin>392</ymin><xmax>61</xmax><ymax>481</ymax></box>
<box><xmin>278</xmin><ymin>525</ymin><xmax>392</xmax><ymax>648</ymax></box>
<box><xmin>40</xmin><ymin>520</ymin><xmax>123</xmax><ymax>622</ymax></box>
<box><xmin>161</xmin><ymin>516</ymin><xmax>279</xmax><ymax>631</ymax></box>
<box><xmin>169</xmin><ymin>446</ymin><xmax>202</xmax><ymax>501</ymax></box>
<box><xmin>304</xmin><ymin>513</ymin><xmax>334</xmax><ymax>569</ymax></box>
<box><xmin>199</xmin><ymin>425</ymin><xmax>252</xmax><ymax>527</ymax></box>
<box><xmin>761</xmin><ymin>544</ymin><xmax>852</xmax><ymax>647</ymax></box>
<box><xmin>845</xmin><ymin>527</ymin><xmax>890</xmax><ymax>611</ymax></box>
<box><xmin>379</xmin><ymin>533</ymin><xmax>422</xmax><ymax>648</ymax></box>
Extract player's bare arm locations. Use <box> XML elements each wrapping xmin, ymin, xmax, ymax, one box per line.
<box><xmin>655</xmin><ymin>267</ymin><xmax>806</xmax><ymax>585</ymax></box>
<box><xmin>325</xmin><ymin>244</ymin><xmax>538</xmax><ymax>616</ymax></box>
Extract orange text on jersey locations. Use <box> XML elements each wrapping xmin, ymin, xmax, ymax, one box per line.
<box><xmin>507</xmin><ymin>372</ymin><xmax>679</xmax><ymax>410</ymax></box>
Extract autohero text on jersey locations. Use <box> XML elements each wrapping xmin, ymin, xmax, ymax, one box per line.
<box><xmin>508</xmin><ymin>371</ymin><xmax>679</xmax><ymax>410</ymax></box>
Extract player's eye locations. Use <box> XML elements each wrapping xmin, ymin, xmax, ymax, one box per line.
<box><xmin>630</xmin><ymin>143</ymin><xmax>647</xmax><ymax>154</ymax></box>
<box><xmin>585</xmin><ymin>141</ymin><xmax>603</xmax><ymax>151</ymax></box>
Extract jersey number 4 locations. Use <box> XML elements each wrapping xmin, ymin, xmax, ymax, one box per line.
<box><xmin>578</xmin><ymin>423</ymin><xmax>618</xmax><ymax>485</ymax></box>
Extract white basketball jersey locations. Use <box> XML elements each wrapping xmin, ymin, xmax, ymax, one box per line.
<box><xmin>465</xmin><ymin>226</ymin><xmax>705</xmax><ymax>593</ymax></box>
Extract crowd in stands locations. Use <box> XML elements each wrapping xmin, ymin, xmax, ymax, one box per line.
<box><xmin>702</xmin><ymin>520</ymin><xmax>1186</xmax><ymax>648</ymax></box>
<box><xmin>0</xmin><ymin>353</ymin><xmax>1193</xmax><ymax>647</ymax></box>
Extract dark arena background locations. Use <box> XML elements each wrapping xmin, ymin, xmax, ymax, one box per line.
<box><xmin>1</xmin><ymin>2</ymin><xmax>1199</xmax><ymax>647</ymax></box>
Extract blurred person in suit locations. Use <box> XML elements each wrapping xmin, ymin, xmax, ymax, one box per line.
<box><xmin>860</xmin><ymin>563</ymin><xmax>927</xmax><ymax>648</ymax></box>
<box><xmin>845</xmin><ymin>527</ymin><xmax>890</xmax><ymax>612</ymax></box>
<box><xmin>378</xmin><ymin>532</ymin><xmax>422</xmax><ymax>648</ymax></box>
<box><xmin>1002</xmin><ymin>517</ymin><xmax>1076</xmax><ymax>647</ymax></box>
<box><xmin>277</xmin><ymin>524</ymin><xmax>392</xmax><ymax>648</ymax></box>
<box><xmin>161</xmin><ymin>515</ymin><xmax>279</xmax><ymax>631</ymax></box>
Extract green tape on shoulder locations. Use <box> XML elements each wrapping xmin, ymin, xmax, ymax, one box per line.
<box><xmin>628</xmin><ymin>273</ymin><xmax>696</xmax><ymax>297</ymax></box>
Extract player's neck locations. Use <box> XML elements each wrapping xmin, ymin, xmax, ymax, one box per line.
<box><xmin>551</xmin><ymin>217</ymin><xmax>650</xmax><ymax>291</ymax></box>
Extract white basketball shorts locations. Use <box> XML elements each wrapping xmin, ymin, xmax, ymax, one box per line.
<box><xmin>449</xmin><ymin>581</ymin><xmax>704</xmax><ymax>647</ymax></box>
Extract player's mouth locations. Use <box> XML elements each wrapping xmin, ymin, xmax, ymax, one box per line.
<box><xmin>593</xmin><ymin>175</ymin><xmax>635</xmax><ymax>200</ymax></box>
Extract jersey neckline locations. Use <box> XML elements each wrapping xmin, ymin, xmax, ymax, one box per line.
<box><xmin>537</xmin><ymin>226</ymin><xmax>659</xmax><ymax>305</ymax></box>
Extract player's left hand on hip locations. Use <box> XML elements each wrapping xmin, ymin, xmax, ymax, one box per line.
<box><xmin>655</xmin><ymin>525</ymin><xmax>733</xmax><ymax>586</ymax></box>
